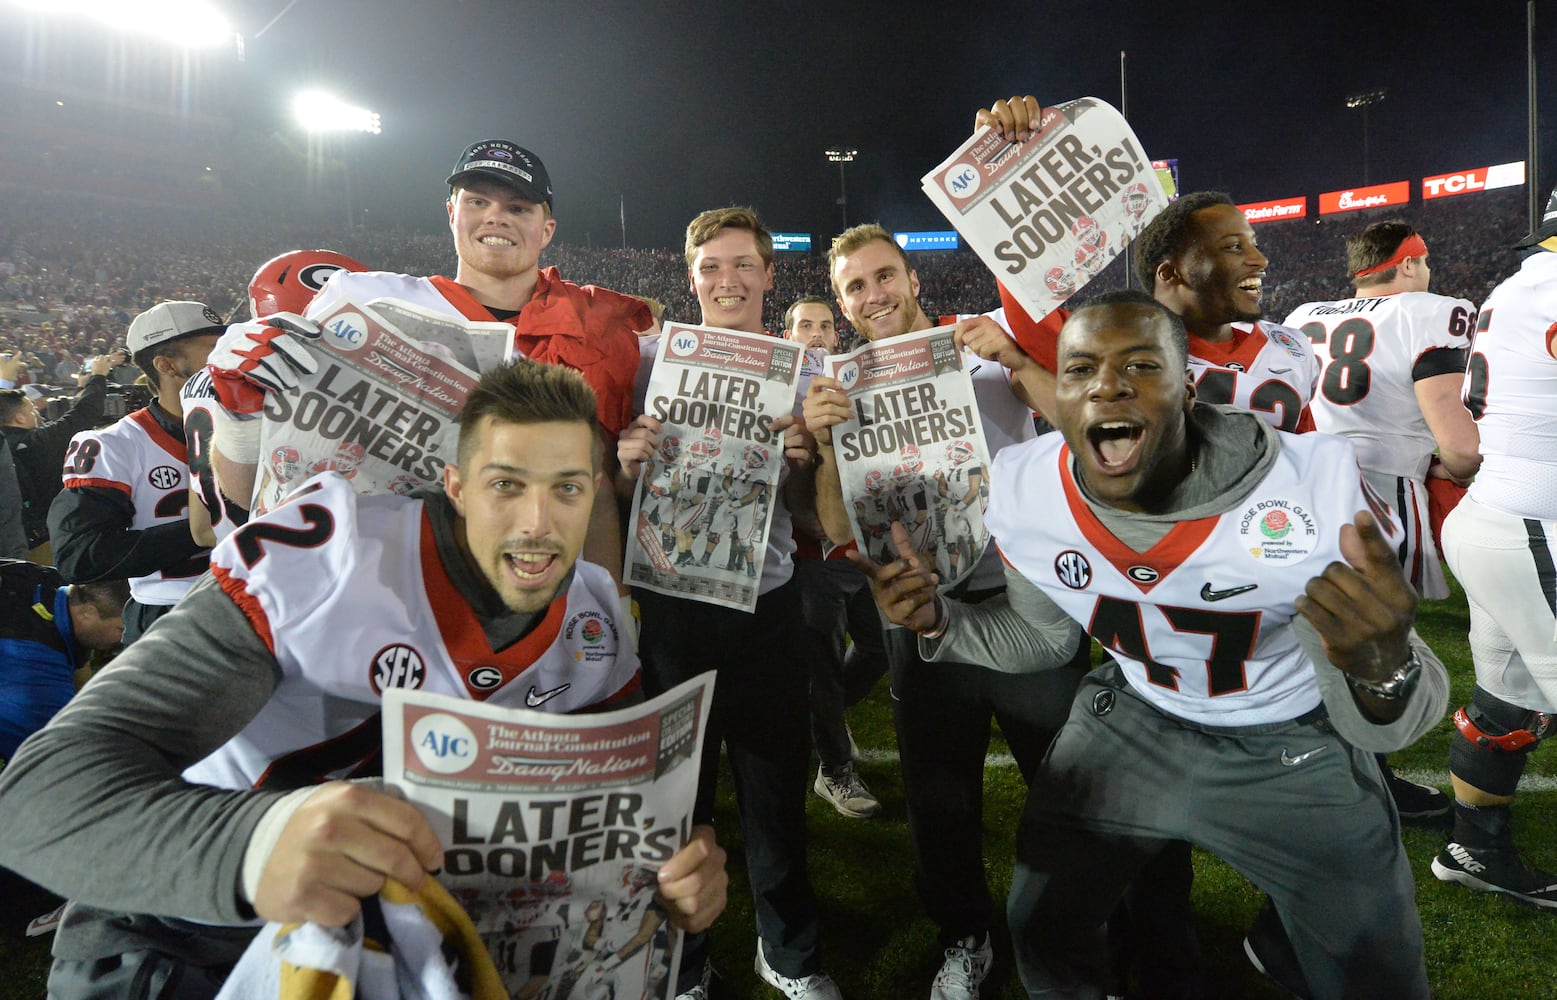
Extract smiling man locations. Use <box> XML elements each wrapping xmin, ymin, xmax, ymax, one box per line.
<box><xmin>207</xmin><ymin>139</ymin><xmax>650</xmax><ymax>590</ymax></box>
<box><xmin>1136</xmin><ymin>191</ymin><xmax>1320</xmax><ymax>433</ymax></box>
<box><xmin>803</xmin><ymin>222</ymin><xmax>1084</xmax><ymax>1000</ymax></box>
<box><xmin>0</xmin><ymin>360</ymin><xmax>727</xmax><ymax>998</ymax></box>
<box><xmin>858</xmin><ymin>290</ymin><xmax>1447</xmax><ymax>1000</ymax></box>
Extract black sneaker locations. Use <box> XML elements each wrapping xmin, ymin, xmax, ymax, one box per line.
<box><xmin>1386</xmin><ymin>773</ymin><xmax>1451</xmax><ymax>822</ymax></box>
<box><xmin>1242</xmin><ymin>898</ymin><xmax>1313</xmax><ymax>999</ymax></box>
<box><xmin>1431</xmin><ymin>841</ymin><xmax>1557</xmax><ymax>909</ymax></box>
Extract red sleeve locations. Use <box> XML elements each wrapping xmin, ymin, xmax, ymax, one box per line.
<box><xmin>997</xmin><ymin>281</ymin><xmax>1068</xmax><ymax>373</ymax></box>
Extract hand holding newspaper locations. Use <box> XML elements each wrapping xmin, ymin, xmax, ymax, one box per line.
<box><xmin>382</xmin><ymin>675</ymin><xmax>715</xmax><ymax>998</ymax></box>
<box><xmin>623</xmin><ymin>323</ymin><xmax>803</xmax><ymax>613</ymax></box>
<box><xmin>248</xmin><ymin>296</ymin><xmax>515</xmax><ymax>514</ymax></box>
<box><xmin>921</xmin><ymin>97</ymin><xmax>1171</xmax><ymax>321</ymax></box>
<box><xmin>823</xmin><ymin>327</ymin><xmax>993</xmax><ymax>591</ymax></box>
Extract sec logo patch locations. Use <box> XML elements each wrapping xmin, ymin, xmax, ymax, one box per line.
<box><xmin>371</xmin><ymin>644</ymin><xmax>425</xmax><ymax>694</ymax></box>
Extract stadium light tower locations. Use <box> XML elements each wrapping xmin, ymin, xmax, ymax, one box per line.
<box><xmin>825</xmin><ymin>146</ymin><xmax>858</xmax><ymax>231</ymax></box>
<box><xmin>1345</xmin><ymin>88</ymin><xmax>1387</xmax><ymax>186</ymax></box>
<box><xmin>8</xmin><ymin>0</ymin><xmax>233</xmax><ymax>47</ymax></box>
<box><xmin>292</xmin><ymin>91</ymin><xmax>382</xmax><ymax>135</ymax></box>
<box><xmin>293</xmin><ymin>90</ymin><xmax>381</xmax><ymax>230</ymax></box>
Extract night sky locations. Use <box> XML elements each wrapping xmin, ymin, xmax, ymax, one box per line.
<box><xmin>3</xmin><ymin>0</ymin><xmax>1554</xmax><ymax>247</ymax></box>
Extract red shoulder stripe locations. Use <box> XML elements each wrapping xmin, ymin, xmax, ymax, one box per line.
<box><xmin>212</xmin><ymin>563</ymin><xmax>276</xmax><ymax>656</ymax></box>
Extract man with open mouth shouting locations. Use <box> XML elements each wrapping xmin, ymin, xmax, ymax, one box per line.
<box><xmin>857</xmin><ymin>291</ymin><xmax>1446</xmax><ymax>1000</ymax></box>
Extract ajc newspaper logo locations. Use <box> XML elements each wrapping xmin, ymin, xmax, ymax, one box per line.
<box><xmin>323</xmin><ymin>311</ymin><xmax>368</xmax><ymax>352</ymax></box>
<box><xmin>834</xmin><ymin>361</ymin><xmax>860</xmax><ymax>390</ymax></box>
<box><xmin>669</xmin><ymin>330</ymin><xmax>700</xmax><ymax>357</ymax></box>
<box><xmin>943</xmin><ymin>161</ymin><xmax>981</xmax><ymax>200</ymax></box>
<box><xmin>410</xmin><ymin>712</ymin><xmax>478</xmax><ymax>775</ymax></box>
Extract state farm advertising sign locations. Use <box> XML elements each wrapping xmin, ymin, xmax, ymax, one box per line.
<box><xmin>1319</xmin><ymin>181</ymin><xmax>1410</xmax><ymax>215</ymax></box>
<box><xmin>1421</xmin><ymin>161</ymin><xmax>1526</xmax><ymax>200</ymax></box>
<box><xmin>1239</xmin><ymin>197</ymin><xmax>1307</xmax><ymax>224</ymax></box>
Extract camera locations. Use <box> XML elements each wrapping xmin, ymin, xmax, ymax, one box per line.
<box><xmin>103</xmin><ymin>385</ymin><xmax>153</xmax><ymax>420</ymax></box>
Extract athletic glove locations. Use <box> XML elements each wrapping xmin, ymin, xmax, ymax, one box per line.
<box><xmin>209</xmin><ymin>313</ymin><xmax>321</xmax><ymax>415</ymax></box>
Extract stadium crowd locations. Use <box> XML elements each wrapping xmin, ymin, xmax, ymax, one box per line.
<box><xmin>1</xmin><ymin>187</ymin><xmax>1527</xmax><ymax>378</ymax></box>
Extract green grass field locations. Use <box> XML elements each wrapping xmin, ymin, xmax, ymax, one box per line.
<box><xmin>3</xmin><ymin>579</ymin><xmax>1555</xmax><ymax>998</ymax></box>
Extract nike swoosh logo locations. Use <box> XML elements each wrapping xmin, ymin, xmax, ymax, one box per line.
<box><xmin>1201</xmin><ymin>582</ymin><xmax>1258</xmax><ymax>602</ymax></box>
<box><xmin>1269</xmin><ymin>367</ymin><xmax>1292</xmax><ymax>374</ymax></box>
<box><xmin>525</xmin><ymin>682</ymin><xmax>572</xmax><ymax>707</ymax></box>
<box><xmin>1280</xmin><ymin>746</ymin><xmax>1327</xmax><ymax>767</ymax></box>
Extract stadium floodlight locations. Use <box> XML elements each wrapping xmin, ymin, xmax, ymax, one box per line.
<box><xmin>8</xmin><ymin>0</ymin><xmax>233</xmax><ymax>48</ymax></box>
<box><xmin>825</xmin><ymin>146</ymin><xmax>858</xmax><ymax>231</ymax></box>
<box><xmin>1344</xmin><ymin>89</ymin><xmax>1387</xmax><ymax>185</ymax></box>
<box><xmin>292</xmin><ymin>91</ymin><xmax>382</xmax><ymax>135</ymax></box>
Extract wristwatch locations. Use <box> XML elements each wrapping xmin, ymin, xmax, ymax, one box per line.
<box><xmin>1345</xmin><ymin>648</ymin><xmax>1423</xmax><ymax>701</ymax></box>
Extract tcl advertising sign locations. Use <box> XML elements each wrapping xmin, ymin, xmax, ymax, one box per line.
<box><xmin>1318</xmin><ymin>181</ymin><xmax>1410</xmax><ymax>215</ymax></box>
<box><xmin>1421</xmin><ymin>161</ymin><xmax>1526</xmax><ymax>200</ymax></box>
<box><xmin>1239</xmin><ymin>198</ymin><xmax>1307</xmax><ymax>224</ymax></box>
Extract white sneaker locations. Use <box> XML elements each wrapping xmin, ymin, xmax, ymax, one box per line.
<box><xmin>814</xmin><ymin>763</ymin><xmax>882</xmax><ymax>819</ymax></box>
<box><xmin>930</xmin><ymin>933</ymin><xmax>993</xmax><ymax>1000</ymax></box>
<box><xmin>755</xmin><ymin>942</ymin><xmax>842</xmax><ymax>999</ymax></box>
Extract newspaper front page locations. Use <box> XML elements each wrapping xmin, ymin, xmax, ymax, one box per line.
<box><xmin>624</xmin><ymin>323</ymin><xmax>801</xmax><ymax>612</ymax></box>
<box><xmin>921</xmin><ymin>97</ymin><xmax>1170</xmax><ymax>320</ymax></box>
<box><xmin>249</xmin><ymin>296</ymin><xmax>515</xmax><ymax>513</ymax></box>
<box><xmin>383</xmin><ymin>674</ymin><xmax>714</xmax><ymax>999</ymax></box>
<box><xmin>823</xmin><ymin>327</ymin><xmax>993</xmax><ymax>589</ymax></box>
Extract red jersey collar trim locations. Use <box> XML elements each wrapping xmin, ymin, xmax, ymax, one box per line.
<box><xmin>1056</xmin><ymin>445</ymin><xmax>1219</xmax><ymax>594</ymax></box>
<box><xmin>418</xmin><ymin>509</ymin><xmax>568</xmax><ymax>700</ymax></box>
<box><xmin>129</xmin><ymin>407</ymin><xmax>188</xmax><ymax>462</ymax></box>
<box><xmin>1188</xmin><ymin>324</ymin><xmax>1266</xmax><ymax>370</ymax></box>
<box><xmin>428</xmin><ymin>268</ymin><xmax>564</xmax><ymax>325</ymax></box>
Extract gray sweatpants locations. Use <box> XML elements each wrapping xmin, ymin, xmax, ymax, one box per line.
<box><xmin>1007</xmin><ymin>665</ymin><xmax>1428</xmax><ymax>1000</ymax></box>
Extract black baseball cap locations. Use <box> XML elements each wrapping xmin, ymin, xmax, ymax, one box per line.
<box><xmin>1515</xmin><ymin>183</ymin><xmax>1557</xmax><ymax>250</ymax></box>
<box><xmin>446</xmin><ymin>140</ymin><xmax>552</xmax><ymax>208</ymax></box>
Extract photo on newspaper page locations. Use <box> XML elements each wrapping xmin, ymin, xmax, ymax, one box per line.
<box><xmin>249</xmin><ymin>296</ymin><xmax>516</xmax><ymax>514</ymax></box>
<box><xmin>921</xmin><ymin>97</ymin><xmax>1171</xmax><ymax>321</ymax></box>
<box><xmin>823</xmin><ymin>327</ymin><xmax>993</xmax><ymax>590</ymax></box>
<box><xmin>624</xmin><ymin>323</ymin><xmax>802</xmax><ymax>613</ymax></box>
<box><xmin>383</xmin><ymin>674</ymin><xmax>714</xmax><ymax>999</ymax></box>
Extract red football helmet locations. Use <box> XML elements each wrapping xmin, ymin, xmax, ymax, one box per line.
<box><xmin>270</xmin><ymin>445</ymin><xmax>302</xmax><ymax>481</ymax></box>
<box><xmin>1044</xmin><ymin>267</ymin><xmax>1078</xmax><ymax>298</ymax></box>
<box><xmin>1071</xmin><ymin>215</ymin><xmax>1106</xmax><ymax>250</ymax></box>
<box><xmin>742</xmin><ymin>443</ymin><xmax>770</xmax><ymax>469</ymax></box>
<box><xmin>946</xmin><ymin>440</ymin><xmax>975</xmax><ymax>466</ymax></box>
<box><xmin>248</xmin><ymin>249</ymin><xmax>367</xmax><ymax>319</ymax></box>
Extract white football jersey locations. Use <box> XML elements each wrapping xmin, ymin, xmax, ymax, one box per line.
<box><xmin>1285</xmin><ymin>291</ymin><xmax>1474</xmax><ymax>480</ymax></box>
<box><xmin>988</xmin><ymin>430</ymin><xmax>1396</xmax><ymax>727</ymax></box>
<box><xmin>1463</xmin><ymin>251</ymin><xmax>1557</xmax><ymax>520</ymax></box>
<box><xmin>181</xmin><ymin>367</ymin><xmax>248</xmax><ymax>545</ymax></box>
<box><xmin>60</xmin><ymin>408</ymin><xmax>207</xmax><ymax>606</ymax></box>
<box><xmin>1186</xmin><ymin>322</ymin><xmax>1319</xmax><ymax>433</ymax></box>
<box><xmin>184</xmin><ymin>474</ymin><xmax>639</xmax><ymax>790</ymax></box>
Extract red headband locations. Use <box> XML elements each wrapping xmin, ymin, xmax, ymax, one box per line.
<box><xmin>1355</xmin><ymin>233</ymin><xmax>1428</xmax><ymax>277</ymax></box>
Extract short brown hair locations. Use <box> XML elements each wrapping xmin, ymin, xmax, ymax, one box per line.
<box><xmin>456</xmin><ymin>360</ymin><xmax>601</xmax><ymax>470</ymax></box>
<box><xmin>684</xmin><ymin>207</ymin><xmax>773</xmax><ymax>268</ymax></box>
<box><xmin>783</xmin><ymin>295</ymin><xmax>833</xmax><ymax>333</ymax></box>
<box><xmin>1348</xmin><ymin>221</ymin><xmax>1417</xmax><ymax>288</ymax></box>
<box><xmin>828</xmin><ymin>224</ymin><xmax>911</xmax><ymax>297</ymax></box>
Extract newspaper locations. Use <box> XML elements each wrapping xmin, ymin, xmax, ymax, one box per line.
<box><xmin>624</xmin><ymin>323</ymin><xmax>802</xmax><ymax>612</ymax></box>
<box><xmin>823</xmin><ymin>327</ymin><xmax>992</xmax><ymax>589</ymax></box>
<box><xmin>249</xmin><ymin>296</ymin><xmax>515</xmax><ymax>513</ymax></box>
<box><xmin>382</xmin><ymin>674</ymin><xmax>714</xmax><ymax>999</ymax></box>
<box><xmin>921</xmin><ymin>97</ymin><xmax>1171</xmax><ymax>320</ymax></box>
